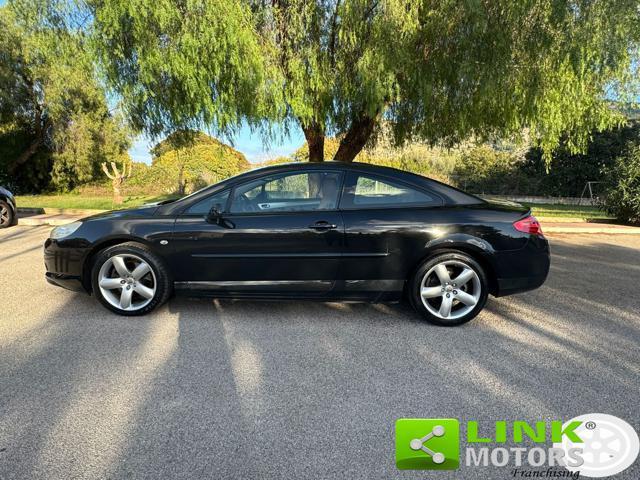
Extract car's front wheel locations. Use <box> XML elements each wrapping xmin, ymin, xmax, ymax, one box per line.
<box><xmin>409</xmin><ymin>251</ymin><xmax>488</xmax><ymax>326</ymax></box>
<box><xmin>0</xmin><ymin>200</ymin><xmax>14</xmax><ymax>228</ymax></box>
<box><xmin>91</xmin><ymin>242</ymin><xmax>171</xmax><ymax>316</ymax></box>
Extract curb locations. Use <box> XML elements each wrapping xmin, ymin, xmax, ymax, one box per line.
<box><xmin>17</xmin><ymin>207</ymin><xmax>106</xmax><ymax>216</ymax></box>
<box><xmin>537</xmin><ymin>216</ymin><xmax>589</xmax><ymax>223</ymax></box>
<box><xmin>545</xmin><ymin>226</ymin><xmax>640</xmax><ymax>234</ymax></box>
<box><xmin>18</xmin><ymin>215</ymin><xmax>83</xmax><ymax>226</ymax></box>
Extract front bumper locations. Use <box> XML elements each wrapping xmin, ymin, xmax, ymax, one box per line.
<box><xmin>44</xmin><ymin>238</ymin><xmax>90</xmax><ymax>292</ymax></box>
<box><xmin>45</xmin><ymin>272</ymin><xmax>86</xmax><ymax>292</ymax></box>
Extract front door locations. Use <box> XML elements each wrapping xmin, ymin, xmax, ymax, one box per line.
<box><xmin>171</xmin><ymin>170</ymin><xmax>344</xmax><ymax>295</ymax></box>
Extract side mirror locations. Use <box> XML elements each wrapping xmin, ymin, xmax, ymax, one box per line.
<box><xmin>206</xmin><ymin>205</ymin><xmax>223</xmax><ymax>224</ymax></box>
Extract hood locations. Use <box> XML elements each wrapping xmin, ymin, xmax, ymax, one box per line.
<box><xmin>81</xmin><ymin>205</ymin><xmax>159</xmax><ymax>222</ymax></box>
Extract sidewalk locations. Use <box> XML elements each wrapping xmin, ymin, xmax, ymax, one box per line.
<box><xmin>18</xmin><ymin>213</ymin><xmax>86</xmax><ymax>226</ymax></box>
<box><xmin>17</xmin><ymin>208</ymin><xmax>102</xmax><ymax>226</ymax></box>
<box><xmin>541</xmin><ymin>221</ymin><xmax>640</xmax><ymax>234</ymax></box>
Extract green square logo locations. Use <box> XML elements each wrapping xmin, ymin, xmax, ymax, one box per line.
<box><xmin>395</xmin><ymin>418</ymin><xmax>460</xmax><ymax>470</ymax></box>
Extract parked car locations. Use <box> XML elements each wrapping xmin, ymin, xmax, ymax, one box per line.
<box><xmin>44</xmin><ymin>162</ymin><xmax>549</xmax><ymax>325</ymax></box>
<box><xmin>0</xmin><ymin>186</ymin><xmax>18</xmax><ymax>228</ymax></box>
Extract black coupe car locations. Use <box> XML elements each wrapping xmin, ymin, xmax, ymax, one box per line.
<box><xmin>44</xmin><ymin>162</ymin><xmax>549</xmax><ymax>325</ymax></box>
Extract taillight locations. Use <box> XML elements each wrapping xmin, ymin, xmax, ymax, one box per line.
<box><xmin>513</xmin><ymin>215</ymin><xmax>543</xmax><ymax>235</ymax></box>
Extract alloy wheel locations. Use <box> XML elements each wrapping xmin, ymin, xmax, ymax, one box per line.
<box><xmin>98</xmin><ymin>254</ymin><xmax>157</xmax><ymax>311</ymax></box>
<box><xmin>0</xmin><ymin>205</ymin><xmax>9</xmax><ymax>226</ymax></box>
<box><xmin>420</xmin><ymin>260</ymin><xmax>481</xmax><ymax>321</ymax></box>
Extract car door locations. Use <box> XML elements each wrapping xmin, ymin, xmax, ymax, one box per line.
<box><xmin>337</xmin><ymin>171</ymin><xmax>444</xmax><ymax>296</ymax></box>
<box><xmin>170</xmin><ymin>169</ymin><xmax>345</xmax><ymax>295</ymax></box>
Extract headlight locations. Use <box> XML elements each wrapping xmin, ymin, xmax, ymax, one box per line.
<box><xmin>50</xmin><ymin>221</ymin><xmax>82</xmax><ymax>240</ymax></box>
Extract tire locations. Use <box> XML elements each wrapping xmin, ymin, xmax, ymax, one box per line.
<box><xmin>409</xmin><ymin>251</ymin><xmax>488</xmax><ymax>326</ymax></box>
<box><xmin>0</xmin><ymin>200</ymin><xmax>14</xmax><ymax>228</ymax></box>
<box><xmin>91</xmin><ymin>242</ymin><xmax>172</xmax><ymax>316</ymax></box>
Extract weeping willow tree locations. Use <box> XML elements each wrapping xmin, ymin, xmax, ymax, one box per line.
<box><xmin>89</xmin><ymin>0</ymin><xmax>640</xmax><ymax>163</ymax></box>
<box><xmin>0</xmin><ymin>0</ymin><xmax>132</xmax><ymax>191</ymax></box>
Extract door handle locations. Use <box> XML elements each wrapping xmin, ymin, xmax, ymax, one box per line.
<box><xmin>308</xmin><ymin>221</ymin><xmax>338</xmax><ymax>231</ymax></box>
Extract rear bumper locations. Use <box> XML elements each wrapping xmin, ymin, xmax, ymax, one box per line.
<box><xmin>492</xmin><ymin>237</ymin><xmax>550</xmax><ymax>297</ymax></box>
<box><xmin>494</xmin><ymin>273</ymin><xmax>548</xmax><ymax>297</ymax></box>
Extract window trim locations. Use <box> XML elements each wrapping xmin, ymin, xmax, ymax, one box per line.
<box><xmin>339</xmin><ymin>171</ymin><xmax>444</xmax><ymax>210</ymax></box>
<box><xmin>227</xmin><ymin>169</ymin><xmax>346</xmax><ymax>216</ymax></box>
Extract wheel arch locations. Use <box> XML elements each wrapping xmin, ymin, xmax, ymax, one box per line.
<box><xmin>409</xmin><ymin>240</ymin><xmax>499</xmax><ymax>296</ymax></box>
<box><xmin>81</xmin><ymin>236</ymin><xmax>158</xmax><ymax>293</ymax></box>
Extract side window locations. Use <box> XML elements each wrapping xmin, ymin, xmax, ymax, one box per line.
<box><xmin>230</xmin><ymin>171</ymin><xmax>342</xmax><ymax>213</ymax></box>
<box><xmin>346</xmin><ymin>174</ymin><xmax>438</xmax><ymax>208</ymax></box>
<box><xmin>185</xmin><ymin>190</ymin><xmax>230</xmax><ymax>215</ymax></box>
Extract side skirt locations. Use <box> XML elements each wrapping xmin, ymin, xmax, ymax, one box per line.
<box><xmin>173</xmin><ymin>279</ymin><xmax>405</xmax><ymax>302</ymax></box>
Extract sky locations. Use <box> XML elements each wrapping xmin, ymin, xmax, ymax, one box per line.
<box><xmin>129</xmin><ymin>124</ymin><xmax>306</xmax><ymax>165</ymax></box>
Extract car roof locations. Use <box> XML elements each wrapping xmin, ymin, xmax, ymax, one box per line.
<box><xmin>223</xmin><ymin>161</ymin><xmax>433</xmax><ymax>185</ymax></box>
<box><xmin>161</xmin><ymin>161</ymin><xmax>482</xmax><ymax>214</ymax></box>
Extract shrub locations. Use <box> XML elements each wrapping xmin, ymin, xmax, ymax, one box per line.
<box><xmin>600</xmin><ymin>143</ymin><xmax>640</xmax><ymax>224</ymax></box>
<box><xmin>444</xmin><ymin>145</ymin><xmax>539</xmax><ymax>195</ymax></box>
<box><xmin>128</xmin><ymin>132</ymin><xmax>251</xmax><ymax>195</ymax></box>
<box><xmin>523</xmin><ymin>122</ymin><xmax>640</xmax><ymax>197</ymax></box>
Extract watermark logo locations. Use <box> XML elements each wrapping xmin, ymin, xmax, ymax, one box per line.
<box><xmin>395</xmin><ymin>418</ymin><xmax>460</xmax><ymax>470</ymax></box>
<box><xmin>554</xmin><ymin>413</ymin><xmax>640</xmax><ymax>478</ymax></box>
<box><xmin>396</xmin><ymin>415</ymin><xmax>638</xmax><ymax>477</ymax></box>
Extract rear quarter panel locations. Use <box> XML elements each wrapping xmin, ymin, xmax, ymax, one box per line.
<box><xmin>339</xmin><ymin>206</ymin><xmax>532</xmax><ymax>287</ymax></box>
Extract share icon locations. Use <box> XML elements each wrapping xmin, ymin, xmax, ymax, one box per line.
<box><xmin>409</xmin><ymin>424</ymin><xmax>446</xmax><ymax>464</ymax></box>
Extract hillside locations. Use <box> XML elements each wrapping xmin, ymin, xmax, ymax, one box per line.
<box><xmin>127</xmin><ymin>131</ymin><xmax>251</xmax><ymax>196</ymax></box>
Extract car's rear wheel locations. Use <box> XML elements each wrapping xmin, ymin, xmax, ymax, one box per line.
<box><xmin>91</xmin><ymin>242</ymin><xmax>171</xmax><ymax>316</ymax></box>
<box><xmin>409</xmin><ymin>251</ymin><xmax>488</xmax><ymax>326</ymax></box>
<box><xmin>0</xmin><ymin>200</ymin><xmax>14</xmax><ymax>228</ymax></box>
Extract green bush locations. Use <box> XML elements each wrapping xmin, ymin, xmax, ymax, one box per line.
<box><xmin>127</xmin><ymin>132</ymin><xmax>251</xmax><ymax>195</ymax></box>
<box><xmin>450</xmin><ymin>145</ymin><xmax>531</xmax><ymax>194</ymax></box>
<box><xmin>600</xmin><ymin>143</ymin><xmax>640</xmax><ymax>224</ymax></box>
<box><xmin>522</xmin><ymin>122</ymin><xmax>640</xmax><ymax>197</ymax></box>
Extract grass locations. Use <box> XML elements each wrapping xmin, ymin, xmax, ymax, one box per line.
<box><xmin>526</xmin><ymin>203</ymin><xmax>613</xmax><ymax>219</ymax></box>
<box><xmin>15</xmin><ymin>194</ymin><xmax>177</xmax><ymax>211</ymax></box>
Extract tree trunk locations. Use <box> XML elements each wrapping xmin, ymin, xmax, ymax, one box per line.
<box><xmin>301</xmin><ymin>121</ymin><xmax>325</xmax><ymax>196</ymax></box>
<box><xmin>10</xmin><ymin>137</ymin><xmax>43</xmax><ymax>173</ymax></box>
<box><xmin>9</xmin><ymin>108</ymin><xmax>49</xmax><ymax>174</ymax></box>
<box><xmin>333</xmin><ymin>114</ymin><xmax>378</xmax><ymax>163</ymax></box>
<box><xmin>301</xmin><ymin>121</ymin><xmax>325</xmax><ymax>163</ymax></box>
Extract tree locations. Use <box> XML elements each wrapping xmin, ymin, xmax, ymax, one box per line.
<box><xmin>0</xmin><ymin>0</ymin><xmax>131</xmax><ymax>191</ymax></box>
<box><xmin>90</xmin><ymin>0</ymin><xmax>640</xmax><ymax>164</ymax></box>
<box><xmin>601</xmin><ymin>142</ymin><xmax>640</xmax><ymax>224</ymax></box>
<box><xmin>523</xmin><ymin>121</ymin><xmax>640</xmax><ymax>196</ymax></box>
<box><xmin>101</xmin><ymin>156</ymin><xmax>132</xmax><ymax>204</ymax></box>
<box><xmin>126</xmin><ymin>130</ymin><xmax>251</xmax><ymax>195</ymax></box>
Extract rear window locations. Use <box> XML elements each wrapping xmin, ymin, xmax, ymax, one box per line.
<box><xmin>342</xmin><ymin>173</ymin><xmax>441</xmax><ymax>208</ymax></box>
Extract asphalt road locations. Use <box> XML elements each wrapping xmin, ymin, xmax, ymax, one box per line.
<box><xmin>1</xmin><ymin>226</ymin><xmax>639</xmax><ymax>479</ymax></box>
